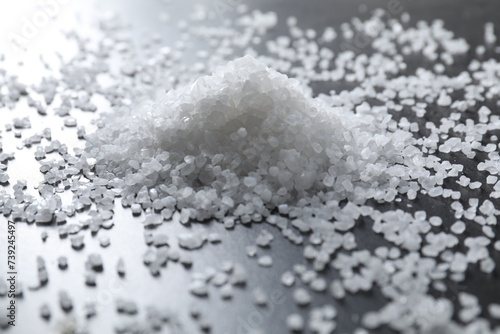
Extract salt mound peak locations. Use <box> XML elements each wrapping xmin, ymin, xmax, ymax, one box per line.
<box><xmin>147</xmin><ymin>55</ymin><xmax>344</xmax><ymax>185</ymax></box>
<box><xmin>85</xmin><ymin>56</ymin><xmax>417</xmax><ymax>220</ymax></box>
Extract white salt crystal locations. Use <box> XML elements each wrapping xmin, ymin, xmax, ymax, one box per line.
<box><xmin>207</xmin><ymin>233</ymin><xmax>221</xmax><ymax>243</ymax></box>
<box><xmin>85</xmin><ymin>271</ymin><xmax>97</xmax><ymax>286</ymax></box>
<box><xmin>1</xmin><ymin>10</ymin><xmax>499</xmax><ymax>333</ymax></box>
<box><xmin>64</xmin><ymin>117</ymin><xmax>77</xmax><ymax>127</ymax></box>
<box><xmin>256</xmin><ymin>230</ymin><xmax>274</xmax><ymax>247</ymax></box>
<box><xmin>189</xmin><ymin>280</ymin><xmax>209</xmax><ymax>296</ymax></box>
<box><xmin>178</xmin><ymin>233</ymin><xmax>205</xmax><ymax>250</ymax></box>
<box><xmin>117</xmin><ymin>258</ymin><xmax>126</xmax><ymax>276</ymax></box>
<box><xmin>485</xmin><ymin>22</ymin><xmax>497</xmax><ymax>44</ymax></box>
<box><xmin>489</xmin><ymin>304</ymin><xmax>500</xmax><ymax>319</ymax></box>
<box><xmin>58</xmin><ymin>256</ymin><xmax>68</xmax><ymax>270</ymax></box>
<box><xmin>59</xmin><ymin>291</ymin><xmax>73</xmax><ymax>312</ymax></box>
<box><xmin>429</xmin><ymin>216</ymin><xmax>442</xmax><ymax>227</ymax></box>
<box><xmin>246</xmin><ymin>245</ymin><xmax>257</xmax><ymax>257</ymax></box>
<box><xmin>459</xmin><ymin>306</ymin><xmax>481</xmax><ymax>323</ymax></box>
<box><xmin>257</xmin><ymin>255</ymin><xmax>273</xmax><ymax>267</ymax></box>
<box><xmin>253</xmin><ymin>287</ymin><xmax>268</xmax><ymax>306</ymax></box>
<box><xmin>451</xmin><ymin>221</ymin><xmax>466</xmax><ymax>234</ymax></box>
<box><xmin>131</xmin><ymin>204</ymin><xmax>142</xmax><ymax>215</ymax></box>
<box><xmin>293</xmin><ymin>288</ymin><xmax>311</xmax><ymax>306</ymax></box>
<box><xmin>310</xmin><ymin>278</ymin><xmax>327</xmax><ymax>292</ymax></box>
<box><xmin>281</xmin><ymin>271</ymin><xmax>295</xmax><ymax>287</ymax></box>
<box><xmin>35</xmin><ymin>209</ymin><xmax>53</xmax><ymax>223</ymax></box>
<box><xmin>243</xmin><ymin>176</ymin><xmax>257</xmax><ymax>188</ymax></box>
<box><xmin>40</xmin><ymin>304</ymin><xmax>51</xmax><ymax>319</ymax></box>
<box><xmin>70</xmin><ymin>235</ymin><xmax>85</xmax><ymax>249</ymax></box>
<box><xmin>469</xmin><ymin>182</ymin><xmax>482</xmax><ymax>189</ymax></box>
<box><xmin>87</xmin><ymin>254</ymin><xmax>103</xmax><ymax>270</ymax></box>
<box><xmin>482</xmin><ymin>226</ymin><xmax>495</xmax><ymax>239</ymax></box>
<box><xmin>99</xmin><ymin>236</ymin><xmax>110</xmax><ymax>247</ymax></box>
<box><xmin>230</xmin><ymin>264</ymin><xmax>247</xmax><ymax>285</ymax></box>
<box><xmin>0</xmin><ymin>172</ymin><xmax>9</xmax><ymax>183</ymax></box>
<box><xmin>286</xmin><ymin>313</ymin><xmax>304</xmax><ymax>331</ymax></box>
<box><xmin>219</xmin><ymin>284</ymin><xmax>233</xmax><ymax>299</ymax></box>
<box><xmin>212</xmin><ymin>272</ymin><xmax>228</xmax><ymax>287</ymax></box>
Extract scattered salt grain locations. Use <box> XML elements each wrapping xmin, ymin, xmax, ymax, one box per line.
<box><xmin>253</xmin><ymin>287</ymin><xmax>268</xmax><ymax>306</ymax></box>
<box><xmin>99</xmin><ymin>236</ymin><xmax>110</xmax><ymax>247</ymax></box>
<box><xmin>256</xmin><ymin>230</ymin><xmax>274</xmax><ymax>247</ymax></box>
<box><xmin>87</xmin><ymin>254</ymin><xmax>103</xmax><ymax>271</ymax></box>
<box><xmin>58</xmin><ymin>256</ymin><xmax>68</xmax><ymax>270</ymax></box>
<box><xmin>485</xmin><ymin>22</ymin><xmax>497</xmax><ymax>44</ymax></box>
<box><xmin>178</xmin><ymin>233</ymin><xmax>205</xmax><ymax>250</ymax></box>
<box><xmin>246</xmin><ymin>245</ymin><xmax>257</xmax><ymax>257</ymax></box>
<box><xmin>59</xmin><ymin>291</ymin><xmax>73</xmax><ymax>312</ymax></box>
<box><xmin>310</xmin><ymin>278</ymin><xmax>327</xmax><ymax>292</ymax></box>
<box><xmin>190</xmin><ymin>280</ymin><xmax>209</xmax><ymax>297</ymax></box>
<box><xmin>0</xmin><ymin>6</ymin><xmax>499</xmax><ymax>334</ymax></box>
<box><xmin>117</xmin><ymin>258</ymin><xmax>126</xmax><ymax>276</ymax></box>
<box><xmin>286</xmin><ymin>313</ymin><xmax>304</xmax><ymax>331</ymax></box>
<box><xmin>330</xmin><ymin>280</ymin><xmax>345</xmax><ymax>299</ymax></box>
<box><xmin>489</xmin><ymin>304</ymin><xmax>500</xmax><ymax>319</ymax></box>
<box><xmin>70</xmin><ymin>235</ymin><xmax>85</xmax><ymax>249</ymax></box>
<box><xmin>208</xmin><ymin>233</ymin><xmax>222</xmax><ymax>243</ymax></box>
<box><xmin>219</xmin><ymin>284</ymin><xmax>234</xmax><ymax>299</ymax></box>
<box><xmin>40</xmin><ymin>304</ymin><xmax>51</xmax><ymax>320</ymax></box>
<box><xmin>281</xmin><ymin>271</ymin><xmax>295</xmax><ymax>287</ymax></box>
<box><xmin>85</xmin><ymin>271</ymin><xmax>97</xmax><ymax>286</ymax></box>
<box><xmin>64</xmin><ymin>117</ymin><xmax>77</xmax><ymax>127</ymax></box>
<box><xmin>451</xmin><ymin>221</ymin><xmax>466</xmax><ymax>234</ymax></box>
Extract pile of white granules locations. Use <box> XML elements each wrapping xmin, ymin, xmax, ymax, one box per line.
<box><xmin>0</xmin><ymin>4</ymin><xmax>499</xmax><ymax>334</ymax></box>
